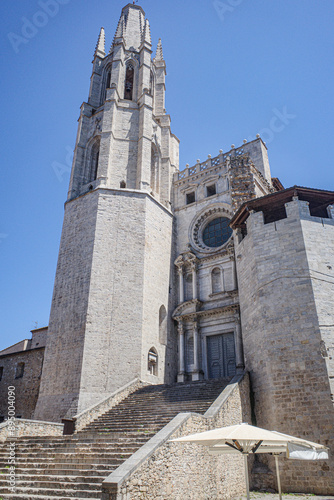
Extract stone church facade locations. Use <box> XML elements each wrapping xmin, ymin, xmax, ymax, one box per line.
<box><xmin>1</xmin><ymin>3</ymin><xmax>333</xmax><ymax>494</ymax></box>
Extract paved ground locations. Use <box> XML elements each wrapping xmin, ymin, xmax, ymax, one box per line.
<box><xmin>234</xmin><ymin>493</ymin><xmax>334</xmax><ymax>500</ymax></box>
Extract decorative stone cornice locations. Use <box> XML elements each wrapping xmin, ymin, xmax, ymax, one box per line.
<box><xmin>173</xmin><ymin>303</ymin><xmax>239</xmax><ymax>322</ymax></box>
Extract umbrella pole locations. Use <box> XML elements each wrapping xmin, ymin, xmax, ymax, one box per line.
<box><xmin>243</xmin><ymin>454</ymin><xmax>250</xmax><ymax>500</ymax></box>
<box><xmin>274</xmin><ymin>455</ymin><xmax>282</xmax><ymax>500</ymax></box>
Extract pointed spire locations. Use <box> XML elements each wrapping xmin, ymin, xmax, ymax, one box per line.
<box><xmin>94</xmin><ymin>27</ymin><xmax>105</xmax><ymax>58</ymax></box>
<box><xmin>143</xmin><ymin>19</ymin><xmax>152</xmax><ymax>46</ymax></box>
<box><xmin>112</xmin><ymin>15</ymin><xmax>126</xmax><ymax>50</ymax></box>
<box><xmin>155</xmin><ymin>38</ymin><xmax>164</xmax><ymax>61</ymax></box>
<box><xmin>115</xmin><ymin>16</ymin><xmax>124</xmax><ymax>38</ymax></box>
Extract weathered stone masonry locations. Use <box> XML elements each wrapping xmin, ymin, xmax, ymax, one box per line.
<box><xmin>232</xmin><ymin>189</ymin><xmax>334</xmax><ymax>494</ymax></box>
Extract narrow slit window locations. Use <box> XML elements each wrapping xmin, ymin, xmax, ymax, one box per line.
<box><xmin>124</xmin><ymin>63</ymin><xmax>134</xmax><ymax>100</ymax></box>
<box><xmin>15</xmin><ymin>362</ymin><xmax>25</xmax><ymax>379</ymax></box>
<box><xmin>159</xmin><ymin>305</ymin><xmax>167</xmax><ymax>345</ymax></box>
<box><xmin>106</xmin><ymin>70</ymin><xmax>111</xmax><ymax>89</ymax></box>
<box><xmin>149</xmin><ymin>70</ymin><xmax>154</xmax><ymax>95</ymax></box>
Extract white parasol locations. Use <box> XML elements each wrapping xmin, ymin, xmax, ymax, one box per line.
<box><xmin>171</xmin><ymin>423</ymin><xmax>329</xmax><ymax>500</ymax></box>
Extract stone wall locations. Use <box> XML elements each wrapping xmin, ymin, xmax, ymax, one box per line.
<box><xmin>301</xmin><ymin>213</ymin><xmax>334</xmax><ymax>401</ymax></box>
<box><xmin>0</xmin><ymin>347</ymin><xmax>44</xmax><ymax>420</ymax></box>
<box><xmin>102</xmin><ymin>373</ymin><xmax>251</xmax><ymax>500</ymax></box>
<box><xmin>235</xmin><ymin>199</ymin><xmax>334</xmax><ymax>494</ymax></box>
<box><xmin>34</xmin><ymin>188</ymin><xmax>174</xmax><ymax>422</ymax></box>
<box><xmin>140</xmin><ymin>195</ymin><xmax>176</xmax><ymax>385</ymax></box>
<box><xmin>33</xmin><ymin>190</ymin><xmax>99</xmax><ymax>422</ymax></box>
<box><xmin>0</xmin><ymin>419</ymin><xmax>63</xmax><ymax>442</ymax></box>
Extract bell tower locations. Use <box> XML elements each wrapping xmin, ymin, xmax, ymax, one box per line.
<box><xmin>34</xmin><ymin>4</ymin><xmax>179</xmax><ymax>422</ymax></box>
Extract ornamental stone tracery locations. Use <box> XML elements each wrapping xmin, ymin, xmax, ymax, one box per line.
<box><xmin>190</xmin><ymin>205</ymin><xmax>233</xmax><ymax>253</ymax></box>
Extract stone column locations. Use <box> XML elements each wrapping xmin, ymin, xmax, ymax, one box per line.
<box><xmin>191</xmin><ymin>264</ymin><xmax>197</xmax><ymax>300</ymax></box>
<box><xmin>192</xmin><ymin>320</ymin><xmax>201</xmax><ymax>381</ymax></box>
<box><xmin>177</xmin><ymin>267</ymin><xmax>184</xmax><ymax>304</ymax></box>
<box><xmin>235</xmin><ymin>313</ymin><xmax>244</xmax><ymax>374</ymax></box>
<box><xmin>177</xmin><ymin>322</ymin><xmax>185</xmax><ymax>383</ymax></box>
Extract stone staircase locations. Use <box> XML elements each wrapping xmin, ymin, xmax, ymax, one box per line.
<box><xmin>0</xmin><ymin>378</ymin><xmax>231</xmax><ymax>499</ymax></box>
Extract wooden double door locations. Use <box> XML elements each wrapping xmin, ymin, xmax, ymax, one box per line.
<box><xmin>207</xmin><ymin>333</ymin><xmax>236</xmax><ymax>379</ymax></box>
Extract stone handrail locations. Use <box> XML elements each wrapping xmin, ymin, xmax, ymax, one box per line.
<box><xmin>71</xmin><ymin>378</ymin><xmax>144</xmax><ymax>433</ymax></box>
<box><xmin>102</xmin><ymin>372</ymin><xmax>250</xmax><ymax>500</ymax></box>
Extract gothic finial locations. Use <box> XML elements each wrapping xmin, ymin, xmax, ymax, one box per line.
<box><xmin>143</xmin><ymin>19</ymin><xmax>152</xmax><ymax>45</ymax></box>
<box><xmin>155</xmin><ymin>38</ymin><xmax>164</xmax><ymax>61</ymax></box>
<box><xmin>94</xmin><ymin>27</ymin><xmax>105</xmax><ymax>58</ymax></box>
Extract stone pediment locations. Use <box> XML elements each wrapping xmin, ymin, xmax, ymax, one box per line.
<box><xmin>172</xmin><ymin>299</ymin><xmax>202</xmax><ymax>320</ymax></box>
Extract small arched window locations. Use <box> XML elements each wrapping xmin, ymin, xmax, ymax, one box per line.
<box><xmin>148</xmin><ymin>348</ymin><xmax>158</xmax><ymax>376</ymax></box>
<box><xmin>124</xmin><ymin>63</ymin><xmax>134</xmax><ymax>100</ymax></box>
<box><xmin>120</xmin><ymin>180</ymin><xmax>126</xmax><ymax>189</ymax></box>
<box><xmin>159</xmin><ymin>305</ymin><xmax>167</xmax><ymax>345</ymax></box>
<box><xmin>89</xmin><ymin>139</ymin><xmax>100</xmax><ymax>182</ymax></box>
<box><xmin>212</xmin><ymin>267</ymin><xmax>222</xmax><ymax>294</ymax></box>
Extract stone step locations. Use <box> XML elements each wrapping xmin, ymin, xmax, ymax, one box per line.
<box><xmin>99</xmin><ymin>403</ymin><xmax>214</xmax><ymax>411</ymax></box>
<box><xmin>15</xmin><ymin>434</ymin><xmax>150</xmax><ymax>442</ymax></box>
<box><xmin>89</xmin><ymin>413</ymin><xmax>177</xmax><ymax>420</ymax></box>
<box><xmin>0</xmin><ymin>442</ymin><xmax>140</xmax><ymax>450</ymax></box>
<box><xmin>0</xmin><ymin>495</ymin><xmax>100</xmax><ymax>500</ymax></box>
<box><xmin>11</xmin><ymin>436</ymin><xmax>151</xmax><ymax>445</ymax></box>
<box><xmin>82</xmin><ymin>425</ymin><xmax>162</xmax><ymax>432</ymax></box>
<box><xmin>0</xmin><ymin>455</ymin><xmax>131</xmax><ymax>465</ymax></box>
<box><xmin>0</xmin><ymin>457</ymin><xmax>123</xmax><ymax>468</ymax></box>
<box><xmin>0</xmin><ymin>461</ymin><xmax>117</xmax><ymax>470</ymax></box>
<box><xmin>0</xmin><ymin>486</ymin><xmax>101</xmax><ymax>498</ymax></box>
<box><xmin>83</xmin><ymin>420</ymin><xmax>166</xmax><ymax>426</ymax></box>
<box><xmin>0</xmin><ymin>474</ymin><xmax>103</xmax><ymax>484</ymax></box>
<box><xmin>0</xmin><ymin>379</ymin><xmax>230</xmax><ymax>500</ymax></box>
<box><xmin>0</xmin><ymin>479</ymin><xmax>102</xmax><ymax>491</ymax></box>
<box><xmin>2</xmin><ymin>448</ymin><xmax>136</xmax><ymax>456</ymax></box>
<box><xmin>0</xmin><ymin>467</ymin><xmax>109</xmax><ymax>477</ymax></box>
<box><xmin>5</xmin><ymin>455</ymin><xmax>131</xmax><ymax>465</ymax></box>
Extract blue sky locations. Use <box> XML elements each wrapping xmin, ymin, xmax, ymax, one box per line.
<box><xmin>1</xmin><ymin>0</ymin><xmax>333</xmax><ymax>350</ymax></box>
